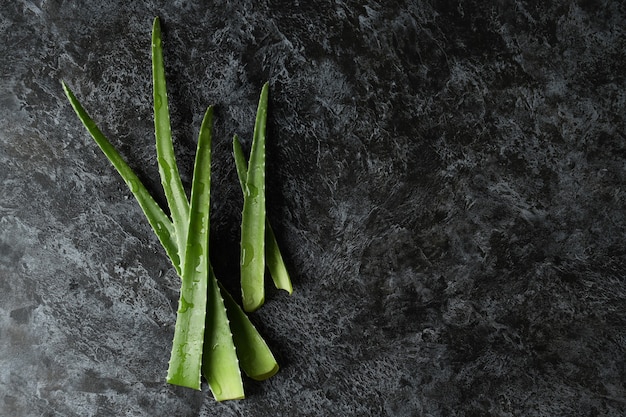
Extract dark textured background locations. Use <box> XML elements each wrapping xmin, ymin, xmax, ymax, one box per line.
<box><xmin>1</xmin><ymin>1</ymin><xmax>625</xmax><ymax>416</ymax></box>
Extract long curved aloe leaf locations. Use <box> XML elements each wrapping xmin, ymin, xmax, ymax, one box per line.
<box><xmin>62</xmin><ymin>82</ymin><xmax>181</xmax><ymax>274</ymax></box>
<box><xmin>152</xmin><ymin>17</ymin><xmax>189</xmax><ymax>268</ymax></box>
<box><xmin>240</xmin><ymin>83</ymin><xmax>268</xmax><ymax>312</ymax></box>
<box><xmin>233</xmin><ymin>135</ymin><xmax>292</xmax><ymax>294</ymax></box>
<box><xmin>166</xmin><ymin>106</ymin><xmax>213</xmax><ymax>390</ymax></box>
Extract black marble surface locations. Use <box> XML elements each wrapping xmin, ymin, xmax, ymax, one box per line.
<box><xmin>1</xmin><ymin>1</ymin><xmax>625</xmax><ymax>416</ymax></box>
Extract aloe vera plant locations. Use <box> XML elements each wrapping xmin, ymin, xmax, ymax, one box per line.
<box><xmin>62</xmin><ymin>16</ymin><xmax>285</xmax><ymax>400</ymax></box>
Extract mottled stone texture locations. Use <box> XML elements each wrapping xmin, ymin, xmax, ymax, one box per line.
<box><xmin>1</xmin><ymin>0</ymin><xmax>625</xmax><ymax>416</ymax></box>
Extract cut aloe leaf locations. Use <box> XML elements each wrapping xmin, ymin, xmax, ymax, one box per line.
<box><xmin>62</xmin><ymin>82</ymin><xmax>182</xmax><ymax>274</ymax></box>
<box><xmin>166</xmin><ymin>106</ymin><xmax>213</xmax><ymax>389</ymax></box>
<box><xmin>152</xmin><ymin>16</ymin><xmax>190</xmax><ymax>268</ymax></box>
<box><xmin>203</xmin><ymin>267</ymin><xmax>245</xmax><ymax>400</ymax></box>
<box><xmin>264</xmin><ymin>224</ymin><xmax>293</xmax><ymax>294</ymax></box>
<box><xmin>240</xmin><ymin>83</ymin><xmax>268</xmax><ymax>312</ymax></box>
<box><xmin>218</xmin><ymin>278</ymin><xmax>279</xmax><ymax>380</ymax></box>
<box><xmin>233</xmin><ymin>135</ymin><xmax>292</xmax><ymax>294</ymax></box>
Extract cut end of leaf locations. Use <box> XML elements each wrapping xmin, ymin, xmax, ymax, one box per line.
<box><xmin>214</xmin><ymin>394</ymin><xmax>246</xmax><ymax>402</ymax></box>
<box><xmin>242</xmin><ymin>289</ymin><xmax>265</xmax><ymax>313</ymax></box>
<box><xmin>272</xmin><ymin>271</ymin><xmax>293</xmax><ymax>295</ymax></box>
<box><xmin>166</xmin><ymin>371</ymin><xmax>202</xmax><ymax>391</ymax></box>
<box><xmin>210</xmin><ymin>384</ymin><xmax>246</xmax><ymax>402</ymax></box>
<box><xmin>248</xmin><ymin>363</ymin><xmax>279</xmax><ymax>382</ymax></box>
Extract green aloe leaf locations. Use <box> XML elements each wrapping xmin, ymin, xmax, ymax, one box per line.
<box><xmin>166</xmin><ymin>106</ymin><xmax>213</xmax><ymax>390</ymax></box>
<box><xmin>240</xmin><ymin>82</ymin><xmax>269</xmax><ymax>312</ymax></box>
<box><xmin>203</xmin><ymin>266</ymin><xmax>245</xmax><ymax>400</ymax></box>
<box><xmin>62</xmin><ymin>82</ymin><xmax>181</xmax><ymax>274</ymax></box>
<box><xmin>219</xmin><ymin>278</ymin><xmax>279</xmax><ymax>380</ymax></box>
<box><xmin>152</xmin><ymin>16</ymin><xmax>190</xmax><ymax>268</ymax></box>
<box><xmin>233</xmin><ymin>135</ymin><xmax>292</xmax><ymax>294</ymax></box>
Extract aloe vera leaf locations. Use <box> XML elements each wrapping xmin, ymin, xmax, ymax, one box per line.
<box><xmin>233</xmin><ymin>136</ymin><xmax>292</xmax><ymax>294</ymax></box>
<box><xmin>62</xmin><ymin>82</ymin><xmax>182</xmax><ymax>274</ymax></box>
<box><xmin>203</xmin><ymin>266</ymin><xmax>245</xmax><ymax>400</ymax></box>
<box><xmin>166</xmin><ymin>106</ymin><xmax>213</xmax><ymax>390</ymax></box>
<box><xmin>218</xmin><ymin>278</ymin><xmax>279</xmax><ymax>380</ymax></box>
<box><xmin>240</xmin><ymin>83</ymin><xmax>269</xmax><ymax>312</ymax></box>
<box><xmin>152</xmin><ymin>17</ymin><xmax>190</xmax><ymax>268</ymax></box>
<box><xmin>264</xmin><ymin>226</ymin><xmax>293</xmax><ymax>294</ymax></box>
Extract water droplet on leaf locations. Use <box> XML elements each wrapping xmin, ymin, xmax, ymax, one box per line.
<box><xmin>178</xmin><ymin>296</ymin><xmax>194</xmax><ymax>313</ymax></box>
<box><xmin>246</xmin><ymin>183</ymin><xmax>258</xmax><ymax>198</ymax></box>
<box><xmin>241</xmin><ymin>243</ymin><xmax>254</xmax><ymax>267</ymax></box>
<box><xmin>158</xmin><ymin>158</ymin><xmax>172</xmax><ymax>182</ymax></box>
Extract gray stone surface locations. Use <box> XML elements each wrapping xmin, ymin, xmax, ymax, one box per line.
<box><xmin>1</xmin><ymin>1</ymin><xmax>625</xmax><ymax>416</ymax></box>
